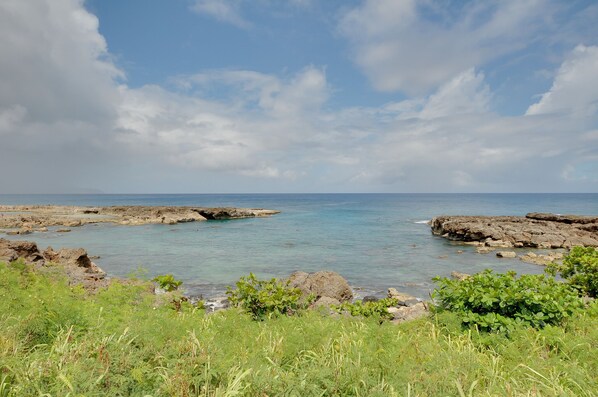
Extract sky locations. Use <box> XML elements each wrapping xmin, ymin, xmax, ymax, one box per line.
<box><xmin>1</xmin><ymin>0</ymin><xmax>597</xmax><ymax>193</ymax></box>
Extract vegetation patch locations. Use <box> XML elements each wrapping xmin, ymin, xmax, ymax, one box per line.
<box><xmin>226</xmin><ymin>272</ymin><xmax>308</xmax><ymax>320</ymax></box>
<box><xmin>1</xmin><ymin>247</ymin><xmax>598</xmax><ymax>395</ymax></box>
<box><xmin>432</xmin><ymin>270</ymin><xmax>583</xmax><ymax>333</ymax></box>
<box><xmin>334</xmin><ymin>298</ymin><xmax>399</xmax><ymax>321</ymax></box>
<box><xmin>547</xmin><ymin>246</ymin><xmax>598</xmax><ymax>297</ymax></box>
<box><xmin>152</xmin><ymin>273</ymin><xmax>183</xmax><ymax>292</ymax></box>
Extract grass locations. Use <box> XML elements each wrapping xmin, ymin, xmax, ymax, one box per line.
<box><xmin>0</xmin><ymin>260</ymin><xmax>597</xmax><ymax>396</ymax></box>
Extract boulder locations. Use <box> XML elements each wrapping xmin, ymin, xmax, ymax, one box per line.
<box><xmin>43</xmin><ymin>247</ymin><xmax>92</xmax><ymax>268</ymax></box>
<box><xmin>287</xmin><ymin>271</ymin><xmax>353</xmax><ymax>302</ymax></box>
<box><xmin>387</xmin><ymin>287</ymin><xmax>415</xmax><ymax>301</ymax></box>
<box><xmin>388</xmin><ymin>302</ymin><xmax>428</xmax><ymax>323</ymax></box>
<box><xmin>311</xmin><ymin>296</ymin><xmax>341</xmax><ymax>308</ymax></box>
<box><xmin>496</xmin><ymin>251</ymin><xmax>517</xmax><ymax>258</ymax></box>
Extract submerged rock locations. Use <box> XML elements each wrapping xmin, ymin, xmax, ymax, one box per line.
<box><xmin>520</xmin><ymin>251</ymin><xmax>564</xmax><ymax>266</ymax></box>
<box><xmin>451</xmin><ymin>271</ymin><xmax>471</xmax><ymax>281</ymax></box>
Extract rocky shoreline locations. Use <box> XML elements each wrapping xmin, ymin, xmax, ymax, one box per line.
<box><xmin>0</xmin><ymin>205</ymin><xmax>280</xmax><ymax>234</ymax></box>
<box><xmin>0</xmin><ymin>237</ymin><xmax>428</xmax><ymax>323</ymax></box>
<box><xmin>0</xmin><ymin>237</ymin><xmax>111</xmax><ymax>292</ymax></box>
<box><xmin>431</xmin><ymin>213</ymin><xmax>598</xmax><ymax>249</ymax></box>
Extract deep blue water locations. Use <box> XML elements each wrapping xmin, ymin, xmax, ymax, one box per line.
<box><xmin>2</xmin><ymin>194</ymin><xmax>597</xmax><ymax>298</ymax></box>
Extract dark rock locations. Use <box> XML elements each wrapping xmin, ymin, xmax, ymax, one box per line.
<box><xmin>362</xmin><ymin>295</ymin><xmax>379</xmax><ymax>303</ymax></box>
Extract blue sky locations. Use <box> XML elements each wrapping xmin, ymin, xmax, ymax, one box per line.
<box><xmin>1</xmin><ymin>0</ymin><xmax>597</xmax><ymax>193</ymax></box>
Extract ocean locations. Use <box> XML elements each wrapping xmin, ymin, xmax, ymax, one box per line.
<box><xmin>2</xmin><ymin>193</ymin><xmax>597</xmax><ymax>299</ymax></box>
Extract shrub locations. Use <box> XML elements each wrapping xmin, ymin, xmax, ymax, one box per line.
<box><xmin>226</xmin><ymin>273</ymin><xmax>304</xmax><ymax>320</ymax></box>
<box><xmin>334</xmin><ymin>298</ymin><xmax>398</xmax><ymax>321</ymax></box>
<box><xmin>152</xmin><ymin>274</ymin><xmax>182</xmax><ymax>292</ymax></box>
<box><xmin>547</xmin><ymin>246</ymin><xmax>598</xmax><ymax>297</ymax></box>
<box><xmin>432</xmin><ymin>270</ymin><xmax>583</xmax><ymax>333</ymax></box>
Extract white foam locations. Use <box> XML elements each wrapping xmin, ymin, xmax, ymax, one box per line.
<box><xmin>414</xmin><ymin>220</ymin><xmax>431</xmax><ymax>224</ymax></box>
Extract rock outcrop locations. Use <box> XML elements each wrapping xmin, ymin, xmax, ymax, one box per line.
<box><xmin>0</xmin><ymin>238</ymin><xmax>107</xmax><ymax>291</ymax></box>
<box><xmin>0</xmin><ymin>205</ymin><xmax>280</xmax><ymax>232</ymax></box>
<box><xmin>0</xmin><ymin>238</ymin><xmax>44</xmax><ymax>263</ymax></box>
<box><xmin>287</xmin><ymin>270</ymin><xmax>353</xmax><ymax>303</ymax></box>
<box><xmin>386</xmin><ymin>288</ymin><xmax>428</xmax><ymax>323</ymax></box>
<box><xmin>431</xmin><ymin>213</ymin><xmax>598</xmax><ymax>249</ymax></box>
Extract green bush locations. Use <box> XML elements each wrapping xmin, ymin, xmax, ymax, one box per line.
<box><xmin>432</xmin><ymin>270</ymin><xmax>583</xmax><ymax>333</ymax></box>
<box><xmin>226</xmin><ymin>273</ymin><xmax>304</xmax><ymax>320</ymax></box>
<box><xmin>152</xmin><ymin>274</ymin><xmax>182</xmax><ymax>292</ymax></box>
<box><xmin>334</xmin><ymin>298</ymin><xmax>398</xmax><ymax>321</ymax></box>
<box><xmin>547</xmin><ymin>246</ymin><xmax>598</xmax><ymax>297</ymax></box>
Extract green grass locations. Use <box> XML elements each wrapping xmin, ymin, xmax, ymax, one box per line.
<box><xmin>1</xmin><ymin>261</ymin><xmax>597</xmax><ymax>396</ymax></box>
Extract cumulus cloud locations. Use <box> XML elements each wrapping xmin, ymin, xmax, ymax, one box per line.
<box><xmin>527</xmin><ymin>45</ymin><xmax>598</xmax><ymax>116</ymax></box>
<box><xmin>1</xmin><ymin>0</ymin><xmax>597</xmax><ymax>193</ymax></box>
<box><xmin>339</xmin><ymin>0</ymin><xmax>552</xmax><ymax>94</ymax></box>
<box><xmin>0</xmin><ymin>0</ymin><xmax>122</xmax><ymax>122</ymax></box>
<box><xmin>0</xmin><ymin>0</ymin><xmax>124</xmax><ymax>193</ymax></box>
<box><xmin>116</xmin><ymin>67</ymin><xmax>330</xmax><ymax>179</ymax></box>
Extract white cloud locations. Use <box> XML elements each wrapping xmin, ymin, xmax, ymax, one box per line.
<box><xmin>189</xmin><ymin>0</ymin><xmax>315</xmax><ymax>29</ymax></box>
<box><xmin>114</xmin><ymin>59</ymin><xmax>596</xmax><ymax>192</ymax></box>
<box><xmin>116</xmin><ymin>67</ymin><xmax>330</xmax><ymax>179</ymax></box>
<box><xmin>339</xmin><ymin>0</ymin><xmax>551</xmax><ymax>94</ymax></box>
<box><xmin>0</xmin><ymin>0</ymin><xmax>122</xmax><ymax>122</ymax></box>
<box><xmin>419</xmin><ymin>68</ymin><xmax>491</xmax><ymax>119</ymax></box>
<box><xmin>526</xmin><ymin>45</ymin><xmax>598</xmax><ymax>116</ymax></box>
<box><xmin>0</xmin><ymin>0</ymin><xmax>124</xmax><ymax>193</ymax></box>
<box><xmin>190</xmin><ymin>0</ymin><xmax>251</xmax><ymax>29</ymax></box>
<box><xmin>1</xmin><ymin>0</ymin><xmax>597</xmax><ymax>193</ymax></box>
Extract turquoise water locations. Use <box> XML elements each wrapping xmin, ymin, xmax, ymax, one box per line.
<box><xmin>2</xmin><ymin>194</ymin><xmax>597</xmax><ymax>298</ymax></box>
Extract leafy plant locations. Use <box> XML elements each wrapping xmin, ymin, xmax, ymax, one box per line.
<box><xmin>432</xmin><ymin>270</ymin><xmax>583</xmax><ymax>333</ymax></box>
<box><xmin>152</xmin><ymin>274</ymin><xmax>182</xmax><ymax>292</ymax></box>
<box><xmin>334</xmin><ymin>298</ymin><xmax>398</xmax><ymax>321</ymax></box>
<box><xmin>226</xmin><ymin>273</ymin><xmax>304</xmax><ymax>320</ymax></box>
<box><xmin>547</xmin><ymin>246</ymin><xmax>598</xmax><ymax>297</ymax></box>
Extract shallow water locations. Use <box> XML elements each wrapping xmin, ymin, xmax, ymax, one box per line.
<box><xmin>2</xmin><ymin>193</ymin><xmax>597</xmax><ymax>299</ymax></box>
